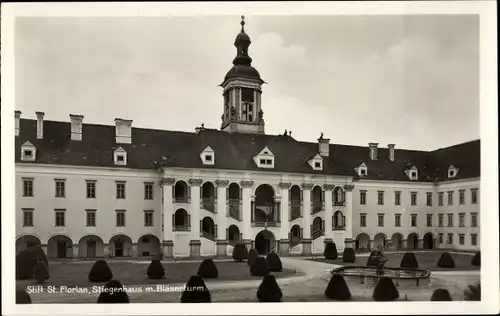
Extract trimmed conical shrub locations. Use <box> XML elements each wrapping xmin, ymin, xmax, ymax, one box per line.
<box><xmin>180</xmin><ymin>275</ymin><xmax>211</xmax><ymax>303</ymax></box>
<box><xmin>34</xmin><ymin>262</ymin><xmax>49</xmax><ymax>284</ymax></box>
<box><xmin>232</xmin><ymin>243</ymin><xmax>248</xmax><ymax>262</ymax></box>
<box><xmin>373</xmin><ymin>277</ymin><xmax>399</xmax><ymax>301</ymax></box>
<box><xmin>324</xmin><ymin>242</ymin><xmax>338</xmax><ymax>260</ymax></box>
<box><xmin>464</xmin><ymin>282</ymin><xmax>480</xmax><ymax>301</ymax></box>
<box><xmin>197</xmin><ymin>259</ymin><xmax>218</xmax><ymax>278</ymax></box>
<box><xmin>16</xmin><ymin>250</ymin><xmax>39</xmax><ymax>280</ymax></box>
<box><xmin>250</xmin><ymin>256</ymin><xmax>270</xmax><ymax>277</ymax></box>
<box><xmin>437</xmin><ymin>252</ymin><xmax>456</xmax><ymax>268</ymax></box>
<box><xmin>342</xmin><ymin>248</ymin><xmax>356</xmax><ymax>263</ymax></box>
<box><xmin>147</xmin><ymin>259</ymin><xmax>165</xmax><ymax>279</ymax></box>
<box><xmin>366</xmin><ymin>250</ymin><xmax>383</xmax><ymax>266</ymax></box>
<box><xmin>430</xmin><ymin>288</ymin><xmax>453</xmax><ymax>301</ymax></box>
<box><xmin>257</xmin><ymin>275</ymin><xmax>283</xmax><ymax>302</ymax></box>
<box><xmin>400</xmin><ymin>252</ymin><xmax>419</xmax><ymax>268</ymax></box>
<box><xmin>97</xmin><ymin>279</ymin><xmax>130</xmax><ymax>303</ymax></box>
<box><xmin>88</xmin><ymin>260</ymin><xmax>113</xmax><ymax>282</ymax></box>
<box><xmin>471</xmin><ymin>252</ymin><xmax>480</xmax><ymax>267</ymax></box>
<box><xmin>324</xmin><ymin>274</ymin><xmax>351</xmax><ymax>301</ymax></box>
<box><xmin>247</xmin><ymin>248</ymin><xmax>259</xmax><ymax>266</ymax></box>
<box><xmin>32</xmin><ymin>247</ymin><xmax>49</xmax><ymax>266</ymax></box>
<box><xmin>16</xmin><ymin>289</ymin><xmax>32</xmax><ymax>304</ymax></box>
<box><xmin>265</xmin><ymin>252</ymin><xmax>283</xmax><ymax>272</ymax></box>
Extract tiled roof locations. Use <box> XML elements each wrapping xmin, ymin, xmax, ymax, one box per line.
<box><xmin>15</xmin><ymin>119</ymin><xmax>480</xmax><ymax>182</ymax></box>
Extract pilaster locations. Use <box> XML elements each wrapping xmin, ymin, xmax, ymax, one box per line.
<box><xmin>343</xmin><ymin>184</ymin><xmax>355</xmax><ymax>239</ymax></box>
<box><xmin>301</xmin><ymin>183</ymin><xmax>314</xmax><ymax>239</ymax></box>
<box><xmin>161</xmin><ymin>177</ymin><xmax>176</xmax><ymax>243</ymax></box>
<box><xmin>323</xmin><ymin>184</ymin><xmax>334</xmax><ymax>239</ymax></box>
<box><xmin>189</xmin><ymin>178</ymin><xmax>203</xmax><ymax>240</ymax></box>
<box><xmin>215</xmin><ymin>180</ymin><xmax>229</xmax><ymax>240</ymax></box>
<box><xmin>240</xmin><ymin>180</ymin><xmax>254</xmax><ymax>240</ymax></box>
<box><xmin>279</xmin><ymin>182</ymin><xmax>291</xmax><ymax>241</ymax></box>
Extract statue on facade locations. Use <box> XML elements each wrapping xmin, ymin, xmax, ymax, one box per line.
<box><xmin>258</xmin><ymin>109</ymin><xmax>264</xmax><ymax>120</ymax></box>
<box><xmin>230</xmin><ymin>106</ymin><xmax>237</xmax><ymax>120</ymax></box>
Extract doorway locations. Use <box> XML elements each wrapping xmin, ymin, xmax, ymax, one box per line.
<box><xmin>115</xmin><ymin>240</ymin><xmax>124</xmax><ymax>257</ymax></box>
<box><xmin>57</xmin><ymin>241</ymin><xmax>67</xmax><ymax>258</ymax></box>
<box><xmin>87</xmin><ymin>240</ymin><xmax>97</xmax><ymax>258</ymax></box>
<box><xmin>255</xmin><ymin>230</ymin><xmax>276</xmax><ymax>255</ymax></box>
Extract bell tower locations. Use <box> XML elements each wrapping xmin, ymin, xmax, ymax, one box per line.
<box><xmin>220</xmin><ymin>16</ymin><xmax>266</xmax><ymax>134</ymax></box>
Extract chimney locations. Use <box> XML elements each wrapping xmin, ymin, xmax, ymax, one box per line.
<box><xmin>15</xmin><ymin>110</ymin><xmax>21</xmax><ymax>136</ymax></box>
<box><xmin>70</xmin><ymin>114</ymin><xmax>84</xmax><ymax>141</ymax></box>
<box><xmin>369</xmin><ymin>142</ymin><xmax>378</xmax><ymax>160</ymax></box>
<box><xmin>388</xmin><ymin>144</ymin><xmax>395</xmax><ymax>161</ymax></box>
<box><xmin>114</xmin><ymin>118</ymin><xmax>133</xmax><ymax>144</ymax></box>
<box><xmin>35</xmin><ymin>111</ymin><xmax>45</xmax><ymax>139</ymax></box>
<box><xmin>318</xmin><ymin>136</ymin><xmax>330</xmax><ymax>157</ymax></box>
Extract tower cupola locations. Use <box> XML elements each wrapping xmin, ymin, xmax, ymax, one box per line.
<box><xmin>220</xmin><ymin>16</ymin><xmax>266</xmax><ymax>135</ymax></box>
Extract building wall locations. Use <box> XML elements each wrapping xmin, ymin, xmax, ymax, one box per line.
<box><xmin>15</xmin><ymin>163</ymin><xmax>480</xmax><ymax>258</ymax></box>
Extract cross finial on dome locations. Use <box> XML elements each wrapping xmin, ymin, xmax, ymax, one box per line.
<box><xmin>241</xmin><ymin>15</ymin><xmax>245</xmax><ymax>32</ymax></box>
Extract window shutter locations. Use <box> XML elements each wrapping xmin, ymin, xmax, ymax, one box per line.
<box><xmin>322</xmin><ymin>190</ymin><xmax>325</xmax><ymax>202</ymax></box>
<box><xmin>188</xmin><ymin>214</ymin><xmax>191</xmax><ymax>227</ymax></box>
<box><xmin>300</xmin><ymin>228</ymin><xmax>303</xmax><ymax>239</ymax></box>
<box><xmin>343</xmin><ymin>215</ymin><xmax>346</xmax><ymax>227</ymax></box>
<box><xmin>172</xmin><ymin>185</ymin><xmax>175</xmax><ymax>198</ymax></box>
<box><xmin>342</xmin><ymin>191</ymin><xmax>346</xmax><ymax>202</ymax></box>
<box><xmin>188</xmin><ymin>186</ymin><xmax>191</xmax><ymax>199</ymax></box>
<box><xmin>200</xmin><ymin>186</ymin><xmax>203</xmax><ymax>198</ymax></box>
<box><xmin>200</xmin><ymin>220</ymin><xmax>203</xmax><ymax>233</ymax></box>
<box><xmin>171</xmin><ymin>214</ymin><xmax>175</xmax><ymax>228</ymax></box>
<box><xmin>214</xmin><ymin>225</ymin><xmax>218</xmax><ymax>237</ymax></box>
<box><xmin>322</xmin><ymin>219</ymin><xmax>325</xmax><ymax>231</ymax></box>
<box><xmin>214</xmin><ymin>186</ymin><xmax>218</xmax><ymax>198</ymax></box>
<box><xmin>226</xmin><ymin>187</ymin><xmax>230</xmax><ymax>200</ymax></box>
<box><xmin>300</xmin><ymin>190</ymin><xmax>303</xmax><ymax>201</ymax></box>
<box><xmin>240</xmin><ymin>188</ymin><xmax>243</xmax><ymax>200</ymax></box>
<box><xmin>226</xmin><ymin>228</ymin><xmax>229</xmax><ymax>240</ymax></box>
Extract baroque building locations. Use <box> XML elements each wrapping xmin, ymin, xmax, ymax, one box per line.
<box><xmin>15</xmin><ymin>17</ymin><xmax>480</xmax><ymax>259</ymax></box>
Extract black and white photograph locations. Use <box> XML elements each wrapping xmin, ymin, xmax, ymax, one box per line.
<box><xmin>1</xmin><ymin>1</ymin><xmax>498</xmax><ymax>315</ymax></box>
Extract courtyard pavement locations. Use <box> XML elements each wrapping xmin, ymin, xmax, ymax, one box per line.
<box><xmin>27</xmin><ymin>256</ymin><xmax>479</xmax><ymax>303</ymax></box>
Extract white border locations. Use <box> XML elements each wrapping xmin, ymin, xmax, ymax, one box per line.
<box><xmin>1</xmin><ymin>1</ymin><xmax>498</xmax><ymax>315</ymax></box>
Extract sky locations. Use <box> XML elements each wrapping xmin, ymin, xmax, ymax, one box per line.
<box><xmin>14</xmin><ymin>15</ymin><xmax>479</xmax><ymax>151</ymax></box>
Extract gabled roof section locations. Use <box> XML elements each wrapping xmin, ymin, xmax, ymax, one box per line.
<box><xmin>22</xmin><ymin>141</ymin><xmax>35</xmax><ymax>148</ymax></box>
<box><xmin>14</xmin><ymin>118</ymin><xmax>480</xmax><ymax>182</ymax></box>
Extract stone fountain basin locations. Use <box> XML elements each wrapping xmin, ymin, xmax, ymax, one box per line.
<box><xmin>329</xmin><ymin>266</ymin><xmax>431</xmax><ymax>288</ymax></box>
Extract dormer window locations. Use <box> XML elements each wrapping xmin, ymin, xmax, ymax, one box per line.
<box><xmin>114</xmin><ymin>147</ymin><xmax>127</xmax><ymax>166</ymax></box>
<box><xmin>448</xmin><ymin>165</ymin><xmax>459</xmax><ymax>178</ymax></box>
<box><xmin>356</xmin><ymin>163</ymin><xmax>368</xmax><ymax>177</ymax></box>
<box><xmin>308</xmin><ymin>154</ymin><xmax>323</xmax><ymax>171</ymax></box>
<box><xmin>21</xmin><ymin>141</ymin><xmax>36</xmax><ymax>162</ymax></box>
<box><xmin>254</xmin><ymin>146</ymin><xmax>275</xmax><ymax>169</ymax></box>
<box><xmin>406</xmin><ymin>166</ymin><xmax>418</xmax><ymax>180</ymax></box>
<box><xmin>200</xmin><ymin>146</ymin><xmax>215</xmax><ymax>165</ymax></box>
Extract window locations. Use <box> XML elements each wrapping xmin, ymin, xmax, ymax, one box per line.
<box><xmin>410</xmin><ymin>192</ymin><xmax>417</xmax><ymax>206</ymax></box>
<box><xmin>411</xmin><ymin>214</ymin><xmax>417</xmax><ymax>227</ymax></box>
<box><xmin>21</xmin><ymin>142</ymin><xmax>36</xmax><ymax>161</ymax></box>
<box><xmin>360</xmin><ymin>191</ymin><xmax>366</xmax><ymax>205</ymax></box>
<box><xmin>314</xmin><ymin>162</ymin><xmax>321</xmax><ymax>168</ymax></box>
<box><xmin>471</xmin><ymin>213</ymin><xmax>478</xmax><ymax>227</ymax></box>
<box><xmin>22</xmin><ymin>178</ymin><xmax>34</xmax><ymax>197</ymax></box>
<box><xmin>55</xmin><ymin>180</ymin><xmax>66</xmax><ymax>198</ymax></box>
<box><xmin>394</xmin><ymin>214</ymin><xmax>401</xmax><ymax>227</ymax></box>
<box><xmin>116</xmin><ymin>210</ymin><xmax>126</xmax><ymax>227</ymax></box>
<box><xmin>241</xmin><ymin>88</ymin><xmax>255</xmax><ymax>102</ymax></box>
<box><xmin>144</xmin><ymin>183</ymin><xmax>153</xmax><ymax>200</ymax></box>
<box><xmin>205</xmin><ymin>155</ymin><xmax>212</xmax><ymax>161</ymax></box>
<box><xmin>86</xmin><ymin>181</ymin><xmax>96</xmax><ymax>198</ymax></box>
<box><xmin>114</xmin><ymin>148</ymin><xmax>127</xmax><ymax>165</ymax></box>
<box><xmin>144</xmin><ymin>211</ymin><xmax>154</xmax><ymax>227</ymax></box>
<box><xmin>471</xmin><ymin>234</ymin><xmax>477</xmax><ymax>246</ymax></box>
<box><xmin>377</xmin><ymin>214</ymin><xmax>384</xmax><ymax>227</ymax></box>
<box><xmin>471</xmin><ymin>189</ymin><xmax>478</xmax><ymax>204</ymax></box>
<box><xmin>447</xmin><ymin>233</ymin><xmax>453</xmax><ymax>244</ymax></box>
<box><xmin>86</xmin><ymin>210</ymin><xmax>96</xmax><ymax>227</ymax></box>
<box><xmin>459</xmin><ymin>213</ymin><xmax>465</xmax><ymax>227</ymax></box>
<box><xmin>459</xmin><ymin>234</ymin><xmax>465</xmax><ymax>245</ymax></box>
<box><xmin>24</xmin><ymin>149</ymin><xmax>33</xmax><ymax>157</ymax></box>
<box><xmin>266</xmin><ymin>159</ymin><xmax>272</xmax><ymax>164</ymax></box>
<box><xmin>438</xmin><ymin>233</ymin><xmax>443</xmax><ymax>244</ymax></box>
<box><xmin>426</xmin><ymin>214</ymin><xmax>432</xmax><ymax>227</ymax></box>
<box><xmin>55</xmin><ymin>210</ymin><xmax>65</xmax><ymax>227</ymax></box>
<box><xmin>449</xmin><ymin>169</ymin><xmax>455</xmax><ymax>178</ymax></box>
<box><xmin>411</xmin><ymin>171</ymin><xmax>417</xmax><ymax>179</ymax></box>
<box><xmin>438</xmin><ymin>192</ymin><xmax>444</xmax><ymax>206</ymax></box>
<box><xmin>459</xmin><ymin>190</ymin><xmax>465</xmax><ymax>205</ymax></box>
<box><xmin>360</xmin><ymin>214</ymin><xmax>367</xmax><ymax>227</ymax></box>
<box><xmin>438</xmin><ymin>214</ymin><xmax>444</xmax><ymax>227</ymax></box>
<box><xmin>447</xmin><ymin>191</ymin><xmax>454</xmax><ymax>205</ymax></box>
<box><xmin>377</xmin><ymin>191</ymin><xmax>384</xmax><ymax>205</ymax></box>
<box><xmin>394</xmin><ymin>191</ymin><xmax>401</xmax><ymax>206</ymax></box>
<box><xmin>426</xmin><ymin>192</ymin><xmax>432</xmax><ymax>206</ymax></box>
<box><xmin>447</xmin><ymin>214</ymin><xmax>453</xmax><ymax>227</ymax></box>
<box><xmin>360</xmin><ymin>168</ymin><xmax>367</xmax><ymax>176</ymax></box>
<box><xmin>22</xmin><ymin>209</ymin><xmax>34</xmax><ymax>227</ymax></box>
<box><xmin>116</xmin><ymin>182</ymin><xmax>126</xmax><ymax>199</ymax></box>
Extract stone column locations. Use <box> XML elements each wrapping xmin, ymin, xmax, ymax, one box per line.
<box><xmin>188</xmin><ymin>179</ymin><xmax>202</xmax><ymax>257</ymax></box>
<box><xmin>215</xmin><ymin>180</ymin><xmax>229</xmax><ymax>257</ymax></box>
<box><xmin>132</xmin><ymin>243</ymin><xmax>138</xmax><ymax>258</ymax></box>
<box><xmin>401</xmin><ymin>239</ymin><xmax>408</xmax><ymax>249</ymax></box>
<box><xmin>301</xmin><ymin>183</ymin><xmax>314</xmax><ymax>255</ymax></box>
<box><xmin>369</xmin><ymin>239</ymin><xmax>375</xmax><ymax>251</ymax></box>
<box><xmin>240</xmin><ymin>181</ymin><xmax>254</xmax><ymax>246</ymax></box>
<box><xmin>103</xmin><ymin>243</ymin><xmax>110</xmax><ymax>257</ymax></box>
<box><xmin>418</xmin><ymin>239</ymin><xmax>424</xmax><ymax>250</ymax></box>
<box><xmin>278</xmin><ymin>182</ymin><xmax>291</xmax><ymax>256</ymax></box>
<box><xmin>72</xmin><ymin>244</ymin><xmax>79</xmax><ymax>259</ymax></box>
<box><xmin>323</xmin><ymin>184</ymin><xmax>335</xmax><ymax>241</ymax></box>
<box><xmin>343</xmin><ymin>184</ymin><xmax>355</xmax><ymax>240</ymax></box>
<box><xmin>161</xmin><ymin>177</ymin><xmax>175</xmax><ymax>258</ymax></box>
